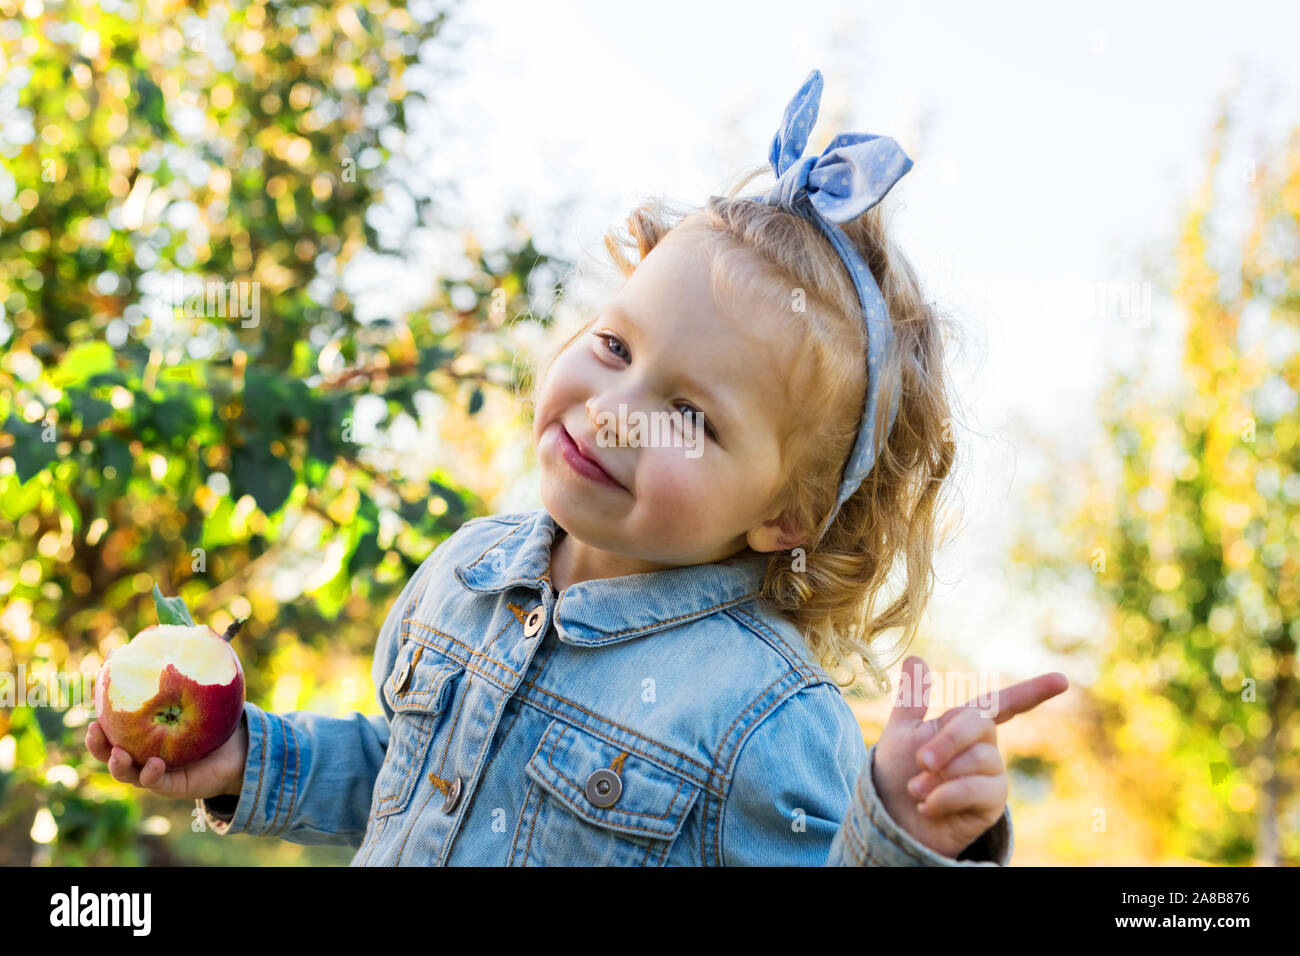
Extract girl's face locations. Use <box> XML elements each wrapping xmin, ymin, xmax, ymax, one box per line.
<box><xmin>534</xmin><ymin>227</ymin><xmax>806</xmax><ymax>570</ymax></box>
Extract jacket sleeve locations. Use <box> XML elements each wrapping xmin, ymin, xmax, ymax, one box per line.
<box><xmin>197</xmin><ymin>555</ymin><xmax>435</xmax><ymax>846</ymax></box>
<box><xmin>824</xmin><ymin>741</ymin><xmax>1014</xmax><ymax>866</ymax></box>
<box><xmin>719</xmin><ymin>682</ymin><xmax>866</xmax><ymax>866</ymax></box>
<box><xmin>720</xmin><ymin>683</ymin><xmax>1013</xmax><ymax>866</ymax></box>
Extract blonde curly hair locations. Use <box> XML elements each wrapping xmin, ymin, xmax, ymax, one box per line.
<box><xmin>521</xmin><ymin>164</ymin><xmax>963</xmax><ymax>695</ymax></box>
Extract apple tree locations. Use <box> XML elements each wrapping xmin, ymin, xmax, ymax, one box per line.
<box><xmin>0</xmin><ymin>0</ymin><xmax>563</xmax><ymax>864</ymax></box>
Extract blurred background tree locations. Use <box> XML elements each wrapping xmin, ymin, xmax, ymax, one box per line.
<box><xmin>1010</xmin><ymin>101</ymin><xmax>1299</xmax><ymax>864</ymax></box>
<box><xmin>0</xmin><ymin>0</ymin><xmax>563</xmax><ymax>864</ymax></box>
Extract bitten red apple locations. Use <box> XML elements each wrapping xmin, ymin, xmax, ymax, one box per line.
<box><xmin>94</xmin><ymin>623</ymin><xmax>245</xmax><ymax>769</ymax></box>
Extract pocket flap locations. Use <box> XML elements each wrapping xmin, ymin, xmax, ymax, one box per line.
<box><xmin>382</xmin><ymin>640</ymin><xmax>462</xmax><ymax>714</ymax></box>
<box><xmin>525</xmin><ymin>718</ymin><xmax>700</xmax><ymax>841</ymax></box>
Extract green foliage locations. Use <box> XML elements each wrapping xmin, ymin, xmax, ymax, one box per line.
<box><xmin>0</xmin><ymin>0</ymin><xmax>567</xmax><ymax>864</ymax></box>
<box><xmin>1012</xmin><ymin>107</ymin><xmax>1300</xmax><ymax>864</ymax></box>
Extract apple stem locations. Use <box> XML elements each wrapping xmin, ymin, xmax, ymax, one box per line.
<box><xmin>222</xmin><ymin>618</ymin><xmax>246</xmax><ymax>642</ymax></box>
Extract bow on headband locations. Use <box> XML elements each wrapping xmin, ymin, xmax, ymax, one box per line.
<box><xmin>745</xmin><ymin>69</ymin><xmax>912</xmax><ymax>545</ymax></box>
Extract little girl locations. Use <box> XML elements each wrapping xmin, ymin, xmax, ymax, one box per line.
<box><xmin>87</xmin><ymin>69</ymin><xmax>1066</xmax><ymax>866</ymax></box>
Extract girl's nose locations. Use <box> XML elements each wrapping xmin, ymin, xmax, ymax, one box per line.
<box><xmin>587</xmin><ymin>392</ymin><xmax>638</xmax><ymax>448</ymax></box>
<box><xmin>587</xmin><ymin>395</ymin><xmax>618</xmax><ymax>446</ymax></box>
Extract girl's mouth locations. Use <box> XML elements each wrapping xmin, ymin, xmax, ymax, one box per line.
<box><xmin>556</xmin><ymin>424</ymin><xmax>626</xmax><ymax>492</ymax></box>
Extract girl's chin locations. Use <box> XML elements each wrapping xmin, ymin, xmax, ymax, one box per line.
<box><xmin>541</xmin><ymin>475</ymin><xmax>623</xmax><ymax>517</ymax></box>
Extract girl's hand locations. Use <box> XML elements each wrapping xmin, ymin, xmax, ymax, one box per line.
<box><xmin>85</xmin><ymin>714</ymin><xmax>250</xmax><ymax>802</ymax></box>
<box><xmin>872</xmin><ymin>656</ymin><xmax>1068</xmax><ymax>860</ymax></box>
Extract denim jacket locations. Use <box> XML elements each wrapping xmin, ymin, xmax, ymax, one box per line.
<box><xmin>199</xmin><ymin>508</ymin><xmax>1013</xmax><ymax>866</ymax></box>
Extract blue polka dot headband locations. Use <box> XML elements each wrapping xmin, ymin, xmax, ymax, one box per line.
<box><xmin>741</xmin><ymin>68</ymin><xmax>912</xmax><ymax>544</ymax></box>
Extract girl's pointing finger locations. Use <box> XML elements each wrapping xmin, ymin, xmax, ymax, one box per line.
<box><xmin>982</xmin><ymin>672</ymin><xmax>1069</xmax><ymax>724</ymax></box>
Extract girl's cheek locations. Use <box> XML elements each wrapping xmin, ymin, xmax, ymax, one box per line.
<box><xmin>643</xmin><ymin>446</ymin><xmax>713</xmax><ymax>508</ymax></box>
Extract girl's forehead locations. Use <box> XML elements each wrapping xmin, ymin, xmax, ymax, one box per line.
<box><xmin>636</xmin><ymin>226</ymin><xmax>797</xmax><ymax>339</ymax></box>
<box><xmin>611</xmin><ymin>251</ymin><xmax>798</xmax><ymax>385</ymax></box>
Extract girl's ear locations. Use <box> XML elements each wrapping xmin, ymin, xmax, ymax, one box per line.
<box><xmin>746</xmin><ymin>510</ymin><xmax>808</xmax><ymax>554</ymax></box>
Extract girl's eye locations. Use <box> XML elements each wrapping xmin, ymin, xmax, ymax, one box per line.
<box><xmin>593</xmin><ymin>332</ymin><xmax>718</xmax><ymax>442</ymax></box>
<box><xmin>675</xmin><ymin>403</ymin><xmax>718</xmax><ymax>442</ymax></box>
<box><xmin>597</xmin><ymin>332</ymin><xmax>629</xmax><ymax>362</ymax></box>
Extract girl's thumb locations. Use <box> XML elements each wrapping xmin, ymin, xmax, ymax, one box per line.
<box><xmin>887</xmin><ymin>656</ymin><xmax>932</xmax><ymax>726</ymax></box>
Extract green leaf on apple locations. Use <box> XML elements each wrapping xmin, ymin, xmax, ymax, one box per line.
<box><xmin>152</xmin><ymin>584</ymin><xmax>196</xmax><ymax>627</ymax></box>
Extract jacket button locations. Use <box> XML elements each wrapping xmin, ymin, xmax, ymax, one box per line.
<box><xmin>441</xmin><ymin>776</ymin><xmax>462</xmax><ymax>813</ymax></box>
<box><xmin>394</xmin><ymin>661</ymin><xmax>411</xmax><ymax>693</ymax></box>
<box><xmin>584</xmin><ymin>768</ymin><xmax>622</xmax><ymax>808</ymax></box>
<box><xmin>522</xmin><ymin>605</ymin><xmax>545</xmax><ymax>638</ymax></box>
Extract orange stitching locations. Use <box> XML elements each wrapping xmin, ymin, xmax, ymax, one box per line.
<box><xmin>543</xmin><ymin>723</ymin><xmax>689</xmax><ymax>828</ymax></box>
<box><xmin>360</xmin><ymin>814</ymin><xmax>386</xmax><ymax>865</ymax></box>
<box><xmin>409</xmin><ymin>604</ymin><xmax>561</xmax><ymax>689</ymax></box>
<box><xmin>843</xmin><ymin>816</ymin><xmax>891</xmax><ymax>867</ymax></box>
<box><xmin>727</xmin><ymin>606</ymin><xmax>820</xmax><ymax>682</ymax></box>
<box><xmin>659</xmin><ymin>835</ymin><xmax>674</xmax><ymax>865</ymax></box>
<box><xmin>395</xmin><ymin>777</ymin><xmax>440</xmax><ymax>865</ymax></box>
<box><xmin>481</xmin><ymin>605</ymin><xmax>521</xmax><ymax>658</ymax></box>
<box><xmin>250</xmin><ymin>709</ymin><xmax>268</xmax><ymax>832</ymax></box>
<box><xmin>284</xmin><ymin>721</ymin><xmax>302</xmax><ymax>835</ymax></box>
<box><xmin>498</xmin><ymin>634</ymin><xmax>560</xmax><ymax>743</ymax></box>
<box><xmin>399</xmin><ymin>711</ymin><xmax>436</xmax><ymax>800</ymax></box>
<box><xmin>391</xmin><ymin>642</ymin><xmax>528</xmax><ymax>704</ymax></box>
<box><xmin>403</xmin><ymin>595</ymin><xmax>804</xmax><ymax>790</ymax></box>
<box><xmin>378</xmin><ymin>711</ymin><xmax>436</xmax><ymax>806</ymax></box>
<box><xmin>394</xmin><ymin>630</ymin><xmax>766</xmax><ymax>797</ymax></box>
<box><xmin>392</xmin><ymin>645</ymin><xmax>426</xmax><ymax>700</ymax></box>
<box><xmin>513</xmin><ymin>691</ymin><xmax>720</xmax><ymax>791</ymax></box>
<box><xmin>508</xmin><ymin>779</ymin><xmax>534</xmax><ymax>862</ymax></box>
<box><xmin>462</xmin><ymin>524</ymin><xmax>523</xmax><ymax>572</ymax></box>
<box><xmin>505</xmin><ymin>601</ymin><xmax>529</xmax><ymax>624</ymax></box>
<box><xmin>534</xmin><ymin>767</ymin><xmax>689</xmax><ymax>838</ymax></box>
<box><xmin>700</xmin><ymin>791</ymin><xmax>710</xmax><ymax>864</ymax></box>
<box><xmin>522</xmin><ymin>780</ymin><xmax>543</xmax><ymax>866</ymax></box>
<box><xmin>842</xmin><ymin>817</ymin><xmax>867</xmax><ymax>862</ymax></box>
<box><xmin>390</xmin><ymin>661</ymin><xmax>458</xmax><ymax>713</ymax></box>
<box><xmin>428</xmin><ymin>773</ymin><xmax>453</xmax><ymax>795</ymax></box>
<box><xmin>610</xmin><ymin>751</ymin><xmax>627</xmax><ymax>775</ymax></box>
<box><xmin>554</xmin><ymin>590</ymin><xmax>759</xmax><ymax>641</ymax></box>
<box><xmin>867</xmin><ymin>793</ymin><xmax>933</xmax><ymax>865</ymax></box>
<box><xmin>432</xmin><ymin>671</ymin><xmax>470</xmax><ymax>782</ymax></box>
<box><xmin>712</xmin><ymin>671</ymin><xmax>805</xmax><ymax>864</ymax></box>
<box><xmin>713</xmin><ymin>669</ymin><xmax>802</xmax><ymax>777</ymax></box>
<box><xmin>464</xmin><ymin>657</ymin><xmax>525</xmax><ymax>691</ymax></box>
<box><xmin>404</xmin><ymin>619</ymin><xmax>524</xmax><ymax>679</ymax></box>
<box><xmin>268</xmin><ymin>716</ymin><xmax>290</xmax><ymax>836</ymax></box>
<box><xmin>271</xmin><ymin>720</ymin><xmax>303</xmax><ymax>836</ymax></box>
<box><xmin>514</xmin><ymin>687</ymin><xmax>718</xmax><ymax>780</ymax></box>
<box><xmin>401</xmin><ymin>619</ymin><xmax>487</xmax><ymax>659</ymax></box>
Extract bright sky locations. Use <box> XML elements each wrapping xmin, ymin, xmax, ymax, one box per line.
<box><xmin>378</xmin><ymin>0</ymin><xmax>1300</xmax><ymax>684</ymax></box>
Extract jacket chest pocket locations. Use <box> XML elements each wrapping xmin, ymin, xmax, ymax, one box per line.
<box><xmin>374</xmin><ymin>640</ymin><xmax>463</xmax><ymax>820</ymax></box>
<box><xmin>510</xmin><ymin>717</ymin><xmax>701</xmax><ymax>867</ymax></box>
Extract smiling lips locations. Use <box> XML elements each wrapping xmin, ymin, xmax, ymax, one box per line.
<box><xmin>557</xmin><ymin>424</ymin><xmax>624</xmax><ymax>491</ymax></box>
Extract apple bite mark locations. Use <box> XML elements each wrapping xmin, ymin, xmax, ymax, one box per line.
<box><xmin>96</xmin><ymin>624</ymin><xmax>245</xmax><ymax>769</ymax></box>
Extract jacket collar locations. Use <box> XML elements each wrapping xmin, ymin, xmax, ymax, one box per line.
<box><xmin>453</xmin><ymin>508</ymin><xmax>770</xmax><ymax>646</ymax></box>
